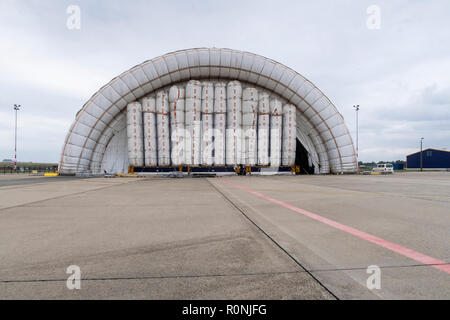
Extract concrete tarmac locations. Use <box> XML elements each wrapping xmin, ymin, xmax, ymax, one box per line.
<box><xmin>0</xmin><ymin>173</ymin><xmax>448</xmax><ymax>299</ymax></box>
<box><xmin>0</xmin><ymin>175</ymin><xmax>87</xmax><ymax>188</ymax></box>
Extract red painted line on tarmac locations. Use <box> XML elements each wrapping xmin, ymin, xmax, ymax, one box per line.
<box><xmin>221</xmin><ymin>179</ymin><xmax>450</xmax><ymax>275</ymax></box>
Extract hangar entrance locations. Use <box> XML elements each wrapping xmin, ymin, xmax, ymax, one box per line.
<box><xmin>59</xmin><ymin>48</ymin><xmax>358</xmax><ymax>175</ymax></box>
<box><xmin>295</xmin><ymin>139</ymin><xmax>315</xmax><ymax>174</ymax></box>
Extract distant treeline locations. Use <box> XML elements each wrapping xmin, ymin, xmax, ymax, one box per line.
<box><xmin>0</xmin><ymin>162</ymin><xmax>58</xmax><ymax>168</ymax></box>
<box><xmin>359</xmin><ymin>160</ymin><xmax>405</xmax><ymax>170</ymax></box>
<box><xmin>1</xmin><ymin>162</ymin><xmax>58</xmax><ymax>173</ymax></box>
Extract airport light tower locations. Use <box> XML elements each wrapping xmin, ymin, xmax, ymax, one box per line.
<box><xmin>420</xmin><ymin>137</ymin><xmax>424</xmax><ymax>172</ymax></box>
<box><xmin>13</xmin><ymin>104</ymin><xmax>20</xmax><ymax>173</ymax></box>
<box><xmin>353</xmin><ymin>105</ymin><xmax>360</xmax><ymax>171</ymax></box>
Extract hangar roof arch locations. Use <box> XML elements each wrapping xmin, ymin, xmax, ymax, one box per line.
<box><xmin>59</xmin><ymin>48</ymin><xmax>357</xmax><ymax>174</ymax></box>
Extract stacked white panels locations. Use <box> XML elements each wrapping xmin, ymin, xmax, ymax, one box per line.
<box><xmin>142</xmin><ymin>96</ymin><xmax>157</xmax><ymax>166</ymax></box>
<box><xmin>258</xmin><ymin>92</ymin><xmax>270</xmax><ymax>165</ymax></box>
<box><xmin>226</xmin><ymin>81</ymin><xmax>243</xmax><ymax>166</ymax></box>
<box><xmin>201</xmin><ymin>82</ymin><xmax>214</xmax><ymax>165</ymax></box>
<box><xmin>185</xmin><ymin>80</ymin><xmax>202</xmax><ymax>166</ymax></box>
<box><xmin>213</xmin><ymin>82</ymin><xmax>226</xmax><ymax>166</ymax></box>
<box><xmin>156</xmin><ymin>91</ymin><xmax>170</xmax><ymax>166</ymax></box>
<box><xmin>270</xmin><ymin>99</ymin><xmax>282</xmax><ymax>167</ymax></box>
<box><xmin>126</xmin><ymin>102</ymin><xmax>144</xmax><ymax>167</ymax></box>
<box><xmin>282</xmin><ymin>104</ymin><xmax>297</xmax><ymax>166</ymax></box>
<box><xmin>242</xmin><ymin>88</ymin><xmax>258</xmax><ymax>166</ymax></box>
<box><xmin>169</xmin><ymin>85</ymin><xmax>185</xmax><ymax>165</ymax></box>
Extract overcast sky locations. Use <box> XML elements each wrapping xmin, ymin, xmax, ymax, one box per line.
<box><xmin>0</xmin><ymin>0</ymin><xmax>449</xmax><ymax>163</ymax></box>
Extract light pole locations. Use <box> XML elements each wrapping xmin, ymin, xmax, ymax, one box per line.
<box><xmin>420</xmin><ymin>137</ymin><xmax>424</xmax><ymax>172</ymax></box>
<box><xmin>13</xmin><ymin>104</ymin><xmax>21</xmax><ymax>173</ymax></box>
<box><xmin>353</xmin><ymin>105</ymin><xmax>360</xmax><ymax>171</ymax></box>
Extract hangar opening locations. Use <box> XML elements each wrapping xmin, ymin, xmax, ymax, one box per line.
<box><xmin>59</xmin><ymin>48</ymin><xmax>357</xmax><ymax>175</ymax></box>
<box><xmin>295</xmin><ymin>139</ymin><xmax>315</xmax><ymax>175</ymax></box>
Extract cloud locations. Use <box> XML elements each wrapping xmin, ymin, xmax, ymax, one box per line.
<box><xmin>0</xmin><ymin>0</ymin><xmax>449</xmax><ymax>163</ymax></box>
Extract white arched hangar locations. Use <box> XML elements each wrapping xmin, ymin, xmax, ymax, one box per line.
<box><xmin>59</xmin><ymin>48</ymin><xmax>357</xmax><ymax>175</ymax></box>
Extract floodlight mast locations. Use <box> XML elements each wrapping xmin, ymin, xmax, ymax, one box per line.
<box><xmin>420</xmin><ymin>137</ymin><xmax>424</xmax><ymax>172</ymax></box>
<box><xmin>353</xmin><ymin>105</ymin><xmax>360</xmax><ymax>172</ymax></box>
<box><xmin>13</xmin><ymin>104</ymin><xmax>21</xmax><ymax>173</ymax></box>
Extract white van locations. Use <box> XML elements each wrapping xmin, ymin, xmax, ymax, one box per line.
<box><xmin>372</xmin><ymin>163</ymin><xmax>394</xmax><ymax>173</ymax></box>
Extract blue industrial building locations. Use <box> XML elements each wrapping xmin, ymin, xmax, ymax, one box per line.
<box><xmin>406</xmin><ymin>148</ymin><xmax>450</xmax><ymax>170</ymax></box>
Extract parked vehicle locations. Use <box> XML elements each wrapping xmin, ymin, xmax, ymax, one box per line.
<box><xmin>372</xmin><ymin>163</ymin><xmax>394</xmax><ymax>173</ymax></box>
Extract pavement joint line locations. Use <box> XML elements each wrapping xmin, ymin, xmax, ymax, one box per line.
<box><xmin>0</xmin><ymin>270</ymin><xmax>303</xmax><ymax>284</ymax></box>
<box><xmin>0</xmin><ymin>177</ymin><xmax>95</xmax><ymax>189</ymax></box>
<box><xmin>0</xmin><ymin>180</ymin><xmax>118</xmax><ymax>191</ymax></box>
<box><xmin>0</xmin><ymin>182</ymin><xmax>58</xmax><ymax>190</ymax></box>
<box><xmin>206</xmin><ymin>178</ymin><xmax>340</xmax><ymax>300</ymax></box>
<box><xmin>309</xmin><ymin>262</ymin><xmax>450</xmax><ymax>273</ymax></box>
<box><xmin>241</xmin><ymin>183</ymin><xmax>450</xmax><ymax>201</ymax></box>
<box><xmin>220</xmin><ymin>178</ymin><xmax>450</xmax><ymax>276</ymax></box>
<box><xmin>3</xmin><ymin>262</ymin><xmax>450</xmax><ymax>284</ymax></box>
<box><xmin>0</xmin><ymin>179</ymin><xmax>138</xmax><ymax>213</ymax></box>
